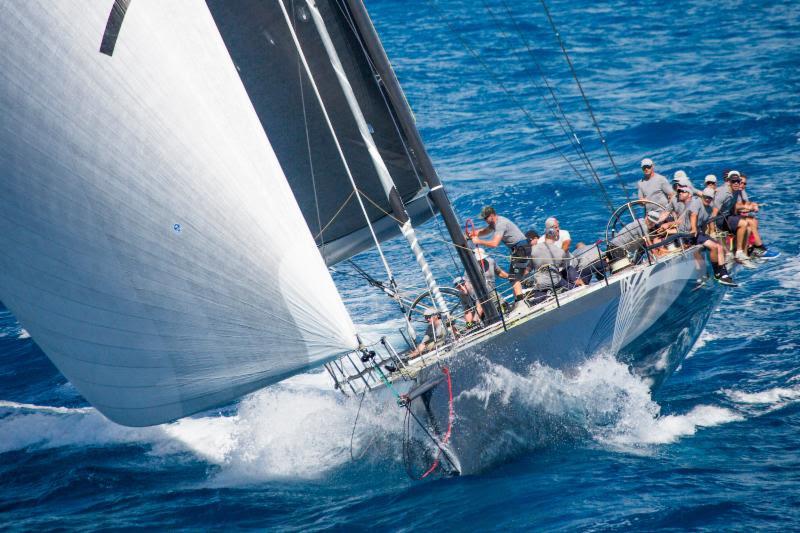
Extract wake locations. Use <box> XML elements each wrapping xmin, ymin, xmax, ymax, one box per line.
<box><xmin>0</xmin><ymin>353</ymin><xmax>758</xmax><ymax>482</ymax></box>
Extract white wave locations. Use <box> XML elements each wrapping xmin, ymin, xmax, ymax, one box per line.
<box><xmin>686</xmin><ymin>329</ymin><xmax>718</xmax><ymax>358</ymax></box>
<box><xmin>0</xmin><ymin>386</ymin><xmax>404</xmax><ymax>483</ymax></box>
<box><xmin>773</xmin><ymin>254</ymin><xmax>800</xmax><ymax>290</ymax></box>
<box><xmin>458</xmin><ymin>354</ymin><xmax>742</xmax><ymax>454</ymax></box>
<box><xmin>723</xmin><ymin>385</ymin><xmax>800</xmax><ymax>414</ymax></box>
<box><xmin>17</xmin><ymin>328</ymin><xmax>30</xmax><ymax>339</ymax></box>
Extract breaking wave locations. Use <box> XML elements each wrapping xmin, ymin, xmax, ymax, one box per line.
<box><xmin>455</xmin><ymin>354</ymin><xmax>743</xmax><ymax>460</ymax></box>
<box><xmin>0</xmin><ymin>373</ymin><xmax>406</xmax><ymax>483</ymax></box>
<box><xmin>0</xmin><ymin>353</ymin><xmax>749</xmax><ymax>481</ymax></box>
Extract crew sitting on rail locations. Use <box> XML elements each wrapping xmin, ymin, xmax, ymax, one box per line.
<box><xmin>524</xmin><ymin>226</ymin><xmax>570</xmax><ymax>305</ymax></box>
<box><xmin>468</xmin><ymin>206</ymin><xmax>529</xmax><ymax>302</ymax></box>
<box><xmin>607</xmin><ymin>216</ymin><xmax>653</xmax><ymax>264</ymax></box>
<box><xmin>711</xmin><ymin>171</ymin><xmax>776</xmax><ymax>262</ymax></box>
<box><xmin>672</xmin><ymin>170</ymin><xmax>699</xmax><ymax>197</ymax></box>
<box><xmin>681</xmin><ymin>187</ymin><xmax>736</xmax><ymax>285</ymax></box>
<box><xmin>569</xmin><ymin>242</ymin><xmax>606</xmax><ymax>286</ymax></box>
<box><xmin>544</xmin><ymin>217</ymin><xmax>571</xmax><ymax>252</ymax></box>
<box><xmin>409</xmin><ymin>308</ymin><xmax>446</xmax><ymax>358</ymax></box>
<box><xmin>638</xmin><ymin>157</ymin><xmax>673</xmax><ymax>207</ymax></box>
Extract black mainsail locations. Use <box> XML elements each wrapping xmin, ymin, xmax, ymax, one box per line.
<box><xmin>206</xmin><ymin>0</ymin><xmax>435</xmax><ymax>266</ymax></box>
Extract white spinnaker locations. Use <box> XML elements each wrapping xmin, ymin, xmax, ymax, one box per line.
<box><xmin>0</xmin><ymin>2</ymin><xmax>358</xmax><ymax>426</ymax></box>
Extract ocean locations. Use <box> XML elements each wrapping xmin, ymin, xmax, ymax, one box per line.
<box><xmin>2</xmin><ymin>0</ymin><xmax>800</xmax><ymax>529</ymax></box>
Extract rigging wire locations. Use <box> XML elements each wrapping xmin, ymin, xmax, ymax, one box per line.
<box><xmin>278</xmin><ymin>0</ymin><xmax>395</xmax><ymax>284</ymax></box>
<box><xmin>293</xmin><ymin>0</ymin><xmax>328</xmax><ymax>262</ymax></box>
<box><xmin>421</xmin><ymin>0</ymin><xmax>616</xmax><ymax>215</ymax></box>
<box><xmin>538</xmin><ymin>0</ymin><xmax>632</xmax><ymax>201</ymax></box>
<box><xmin>480</xmin><ymin>0</ymin><xmax>613</xmax><ymax>211</ymax></box>
<box><xmin>332</xmin><ymin>0</ymin><xmax>462</xmax><ymax>274</ymax></box>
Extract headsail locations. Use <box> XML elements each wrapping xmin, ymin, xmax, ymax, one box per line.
<box><xmin>0</xmin><ymin>2</ymin><xmax>358</xmax><ymax>426</ymax></box>
<box><xmin>205</xmin><ymin>0</ymin><xmax>435</xmax><ymax>265</ymax></box>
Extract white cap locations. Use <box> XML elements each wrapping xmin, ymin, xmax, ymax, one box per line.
<box><xmin>474</xmin><ymin>247</ymin><xmax>487</xmax><ymax>261</ymax></box>
<box><xmin>423</xmin><ymin>308</ymin><xmax>437</xmax><ymax>318</ymax></box>
<box><xmin>544</xmin><ymin>217</ymin><xmax>557</xmax><ymax>228</ymax></box>
<box><xmin>727</xmin><ymin>170</ymin><xmax>741</xmax><ymax>179</ymax></box>
<box><xmin>673</xmin><ymin>170</ymin><xmax>688</xmax><ymax>180</ymax></box>
<box><xmin>641</xmin><ymin>158</ymin><xmax>654</xmax><ymax>167</ymax></box>
<box><xmin>705</xmin><ymin>174</ymin><xmax>717</xmax><ymax>183</ymax></box>
<box><xmin>646</xmin><ymin>210</ymin><xmax>662</xmax><ymax>224</ymax></box>
<box><xmin>452</xmin><ymin>276</ymin><xmax>466</xmax><ymax>286</ymax></box>
<box><xmin>702</xmin><ymin>187</ymin><xmax>716</xmax><ymax>198</ymax></box>
<box><xmin>675</xmin><ymin>176</ymin><xmax>692</xmax><ymax>187</ymax></box>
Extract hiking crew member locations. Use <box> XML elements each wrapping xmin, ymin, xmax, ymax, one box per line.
<box><xmin>569</xmin><ymin>242</ymin><xmax>605</xmax><ymax>286</ymax></box>
<box><xmin>711</xmin><ymin>170</ymin><xmax>773</xmax><ymax>262</ymax></box>
<box><xmin>409</xmin><ymin>309</ymin><xmax>446</xmax><ymax>357</ymax></box>
<box><xmin>544</xmin><ymin>217</ymin><xmax>571</xmax><ymax>252</ymax></box>
<box><xmin>672</xmin><ymin>170</ymin><xmax>700</xmax><ymax>197</ymax></box>
<box><xmin>608</xmin><ymin>217</ymin><xmax>650</xmax><ymax>262</ymax></box>
<box><xmin>469</xmin><ymin>206</ymin><xmax>528</xmax><ymax>301</ymax></box>
<box><xmin>526</xmin><ymin>226</ymin><xmax>569</xmax><ymax>304</ymax></box>
<box><xmin>638</xmin><ymin>157</ymin><xmax>673</xmax><ymax>208</ymax></box>
<box><xmin>682</xmin><ymin>187</ymin><xmax>735</xmax><ymax>285</ymax></box>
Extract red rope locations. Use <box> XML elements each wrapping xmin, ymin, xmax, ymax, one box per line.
<box><xmin>420</xmin><ymin>366</ymin><xmax>455</xmax><ymax>479</ymax></box>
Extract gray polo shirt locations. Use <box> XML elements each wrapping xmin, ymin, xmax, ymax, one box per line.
<box><xmin>571</xmin><ymin>243</ymin><xmax>601</xmax><ymax>272</ymax></box>
<box><xmin>684</xmin><ymin>197</ymin><xmax>714</xmax><ymax>233</ymax></box>
<box><xmin>529</xmin><ymin>241</ymin><xmax>566</xmax><ymax>289</ymax></box>
<box><xmin>637</xmin><ymin>173</ymin><xmax>672</xmax><ymax>207</ymax></box>
<box><xmin>489</xmin><ymin>215</ymin><xmax>526</xmax><ymax>249</ymax></box>
<box><xmin>610</xmin><ymin>219</ymin><xmax>647</xmax><ymax>250</ymax></box>
<box><xmin>668</xmin><ymin>196</ymin><xmax>687</xmax><ymax>217</ymax></box>
<box><xmin>673</xmin><ymin>198</ymin><xmax>692</xmax><ymax>231</ymax></box>
<box><xmin>713</xmin><ymin>185</ymin><xmax>740</xmax><ymax>215</ymax></box>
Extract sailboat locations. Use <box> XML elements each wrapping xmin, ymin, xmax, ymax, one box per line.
<box><xmin>0</xmin><ymin>1</ymin><xmax>726</xmax><ymax>474</ymax></box>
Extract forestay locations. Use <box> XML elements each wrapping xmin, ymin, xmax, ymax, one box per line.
<box><xmin>205</xmin><ymin>0</ymin><xmax>435</xmax><ymax>265</ymax></box>
<box><xmin>0</xmin><ymin>2</ymin><xmax>358</xmax><ymax>426</ymax></box>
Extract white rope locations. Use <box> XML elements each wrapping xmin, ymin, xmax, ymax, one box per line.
<box><xmin>278</xmin><ymin>0</ymin><xmax>394</xmax><ymax>282</ymax></box>
<box><xmin>303</xmin><ymin>0</ymin><xmax>449</xmax><ymax>317</ymax></box>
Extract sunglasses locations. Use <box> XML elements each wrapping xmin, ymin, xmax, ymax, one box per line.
<box><xmin>703</xmin><ymin>196</ymin><xmax>714</xmax><ymax>201</ymax></box>
<box><xmin>642</xmin><ymin>165</ymin><xmax>653</xmax><ymax>170</ymax></box>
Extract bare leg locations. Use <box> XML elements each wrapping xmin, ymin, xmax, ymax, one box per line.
<box><xmin>736</xmin><ymin>220</ymin><xmax>748</xmax><ymax>252</ymax></box>
<box><xmin>748</xmin><ymin>218</ymin><xmax>763</xmax><ymax>247</ymax></box>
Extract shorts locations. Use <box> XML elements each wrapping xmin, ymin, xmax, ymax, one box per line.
<box><xmin>691</xmin><ymin>233</ymin><xmax>713</xmax><ymax>246</ymax></box>
<box><xmin>724</xmin><ymin>215</ymin><xmax>742</xmax><ymax>233</ymax></box>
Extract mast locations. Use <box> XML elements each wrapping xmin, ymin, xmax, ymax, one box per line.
<box><xmin>342</xmin><ymin>0</ymin><xmax>500</xmax><ymax>323</ymax></box>
<box><xmin>297</xmin><ymin>0</ymin><xmax>449</xmax><ymax>316</ymax></box>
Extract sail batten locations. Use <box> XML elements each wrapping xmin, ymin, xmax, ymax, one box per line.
<box><xmin>0</xmin><ymin>2</ymin><xmax>358</xmax><ymax>426</ymax></box>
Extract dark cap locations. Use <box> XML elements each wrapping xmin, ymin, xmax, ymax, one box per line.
<box><xmin>479</xmin><ymin>206</ymin><xmax>496</xmax><ymax>219</ymax></box>
<box><xmin>525</xmin><ymin>229</ymin><xmax>539</xmax><ymax>240</ymax></box>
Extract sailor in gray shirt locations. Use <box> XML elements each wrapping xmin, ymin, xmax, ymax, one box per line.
<box><xmin>469</xmin><ymin>206</ymin><xmax>528</xmax><ymax>300</ymax></box>
<box><xmin>637</xmin><ymin>157</ymin><xmax>673</xmax><ymax>208</ymax></box>
<box><xmin>569</xmin><ymin>242</ymin><xmax>605</xmax><ymax>285</ymax></box>
<box><xmin>409</xmin><ymin>308</ymin><xmax>446</xmax><ymax>357</ymax></box>
<box><xmin>609</xmin><ymin>218</ymin><xmax>647</xmax><ymax>250</ymax></box>
<box><xmin>528</xmin><ymin>227</ymin><xmax>568</xmax><ymax>290</ymax></box>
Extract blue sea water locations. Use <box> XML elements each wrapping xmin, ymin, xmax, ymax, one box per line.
<box><xmin>2</xmin><ymin>0</ymin><xmax>800</xmax><ymax>529</ymax></box>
